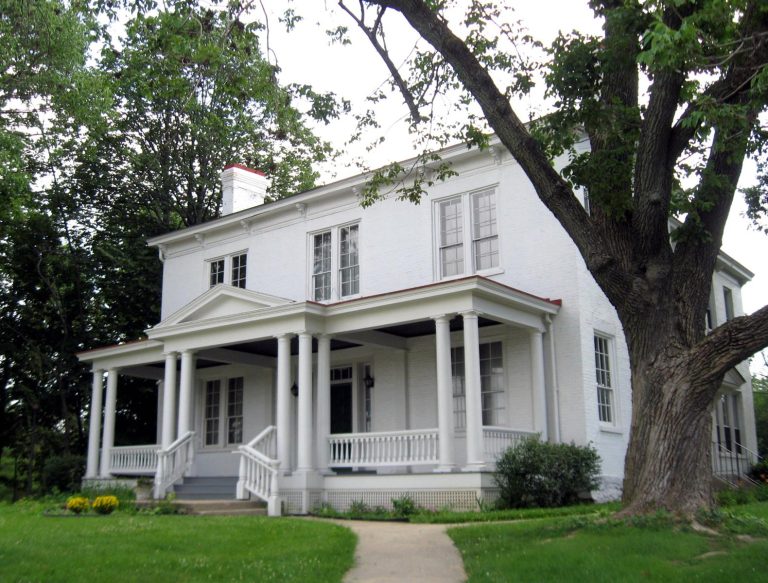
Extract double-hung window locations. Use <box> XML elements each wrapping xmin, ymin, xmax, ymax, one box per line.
<box><xmin>594</xmin><ymin>334</ymin><xmax>615</xmax><ymax>424</ymax></box>
<box><xmin>311</xmin><ymin>223</ymin><xmax>360</xmax><ymax>301</ymax></box>
<box><xmin>437</xmin><ymin>187</ymin><xmax>499</xmax><ymax>279</ymax></box>
<box><xmin>207</xmin><ymin>251</ymin><xmax>247</xmax><ymax>289</ymax></box>
<box><xmin>204</xmin><ymin>377</ymin><xmax>244</xmax><ymax>447</ymax></box>
<box><xmin>451</xmin><ymin>341</ymin><xmax>505</xmax><ymax>429</ymax></box>
<box><xmin>716</xmin><ymin>393</ymin><xmax>742</xmax><ymax>454</ymax></box>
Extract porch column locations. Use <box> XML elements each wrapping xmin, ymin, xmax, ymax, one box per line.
<box><xmin>276</xmin><ymin>334</ymin><xmax>292</xmax><ymax>472</ymax></box>
<box><xmin>85</xmin><ymin>369</ymin><xmax>104</xmax><ymax>478</ymax></box>
<box><xmin>161</xmin><ymin>352</ymin><xmax>178</xmax><ymax>448</ymax></box>
<box><xmin>177</xmin><ymin>350</ymin><xmax>196</xmax><ymax>436</ymax></box>
<box><xmin>99</xmin><ymin>368</ymin><xmax>118</xmax><ymax>478</ymax></box>
<box><xmin>530</xmin><ymin>329</ymin><xmax>548</xmax><ymax>441</ymax></box>
<box><xmin>434</xmin><ymin>315</ymin><xmax>455</xmax><ymax>471</ymax></box>
<box><xmin>296</xmin><ymin>331</ymin><xmax>314</xmax><ymax>471</ymax></box>
<box><xmin>462</xmin><ymin>311</ymin><xmax>484</xmax><ymax>469</ymax></box>
<box><xmin>316</xmin><ymin>334</ymin><xmax>332</xmax><ymax>473</ymax></box>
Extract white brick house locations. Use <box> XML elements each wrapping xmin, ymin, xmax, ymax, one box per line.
<box><xmin>78</xmin><ymin>141</ymin><xmax>757</xmax><ymax>515</ymax></box>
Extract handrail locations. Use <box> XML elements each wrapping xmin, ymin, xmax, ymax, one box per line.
<box><xmin>247</xmin><ymin>425</ymin><xmax>277</xmax><ymax>458</ymax></box>
<box><xmin>712</xmin><ymin>440</ymin><xmax>761</xmax><ymax>487</ymax></box>
<box><xmin>109</xmin><ymin>444</ymin><xmax>159</xmax><ymax>474</ymax></box>
<box><xmin>328</xmin><ymin>428</ymin><xmax>440</xmax><ymax>467</ymax></box>
<box><xmin>153</xmin><ymin>431</ymin><xmax>195</xmax><ymax>499</ymax></box>
<box><xmin>235</xmin><ymin>432</ymin><xmax>280</xmax><ymax>516</ymax></box>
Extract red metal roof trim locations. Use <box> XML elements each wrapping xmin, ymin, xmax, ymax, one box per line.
<box><xmin>223</xmin><ymin>163</ymin><xmax>265</xmax><ymax>176</ymax></box>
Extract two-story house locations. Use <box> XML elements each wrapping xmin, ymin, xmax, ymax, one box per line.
<box><xmin>78</xmin><ymin>139</ymin><xmax>757</xmax><ymax>515</ymax></box>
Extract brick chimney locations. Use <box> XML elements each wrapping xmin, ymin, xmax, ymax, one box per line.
<box><xmin>221</xmin><ymin>164</ymin><xmax>269</xmax><ymax>215</ymax></box>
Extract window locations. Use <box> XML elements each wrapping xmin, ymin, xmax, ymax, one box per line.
<box><xmin>204</xmin><ymin>377</ymin><xmax>244</xmax><ymax>447</ymax></box>
<box><xmin>594</xmin><ymin>335</ymin><xmax>615</xmax><ymax>424</ymax></box>
<box><xmin>436</xmin><ymin>187</ymin><xmax>499</xmax><ymax>279</ymax></box>
<box><xmin>723</xmin><ymin>287</ymin><xmax>734</xmax><ymax>321</ymax></box>
<box><xmin>231</xmin><ymin>253</ymin><xmax>247</xmax><ymax>289</ymax></box>
<box><xmin>311</xmin><ymin>223</ymin><xmax>360</xmax><ymax>301</ymax></box>
<box><xmin>451</xmin><ymin>341</ymin><xmax>505</xmax><ymax>429</ymax></box>
<box><xmin>339</xmin><ymin>225</ymin><xmax>359</xmax><ymax>297</ymax></box>
<box><xmin>716</xmin><ymin>394</ymin><xmax>742</xmax><ymax>454</ymax></box>
<box><xmin>207</xmin><ymin>251</ymin><xmax>247</xmax><ymax>289</ymax></box>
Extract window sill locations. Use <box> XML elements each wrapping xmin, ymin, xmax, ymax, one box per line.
<box><xmin>475</xmin><ymin>267</ymin><xmax>504</xmax><ymax>277</ymax></box>
<box><xmin>598</xmin><ymin>425</ymin><xmax>624</xmax><ymax>435</ymax></box>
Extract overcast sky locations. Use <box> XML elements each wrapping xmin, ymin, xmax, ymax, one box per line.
<box><xmin>262</xmin><ymin>1</ymin><xmax>767</xmax><ymax>372</ymax></box>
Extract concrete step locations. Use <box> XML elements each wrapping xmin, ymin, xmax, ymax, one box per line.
<box><xmin>175</xmin><ymin>499</ymin><xmax>267</xmax><ymax>516</ymax></box>
<box><xmin>174</xmin><ymin>477</ymin><xmax>238</xmax><ymax>500</ymax></box>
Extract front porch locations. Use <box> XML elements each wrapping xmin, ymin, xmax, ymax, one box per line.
<box><xmin>80</xmin><ymin>277</ymin><xmax>561</xmax><ymax>515</ymax></box>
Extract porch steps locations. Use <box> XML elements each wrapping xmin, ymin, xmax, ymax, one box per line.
<box><xmin>173</xmin><ymin>476</ymin><xmax>238</xmax><ymax>500</ymax></box>
<box><xmin>175</xmin><ymin>499</ymin><xmax>267</xmax><ymax>516</ymax></box>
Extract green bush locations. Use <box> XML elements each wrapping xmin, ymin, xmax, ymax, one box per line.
<box><xmin>42</xmin><ymin>455</ymin><xmax>85</xmax><ymax>493</ymax></box>
<box><xmin>494</xmin><ymin>437</ymin><xmax>601</xmax><ymax>508</ymax></box>
<box><xmin>391</xmin><ymin>496</ymin><xmax>417</xmax><ymax>517</ymax></box>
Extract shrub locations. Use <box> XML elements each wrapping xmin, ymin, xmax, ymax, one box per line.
<box><xmin>65</xmin><ymin>496</ymin><xmax>90</xmax><ymax>514</ymax></box>
<box><xmin>92</xmin><ymin>495</ymin><xmax>119</xmax><ymax>515</ymax></box>
<box><xmin>348</xmin><ymin>500</ymin><xmax>371</xmax><ymax>516</ymax></box>
<box><xmin>391</xmin><ymin>496</ymin><xmax>417</xmax><ymax>517</ymax></box>
<box><xmin>43</xmin><ymin>455</ymin><xmax>85</xmax><ymax>493</ymax></box>
<box><xmin>494</xmin><ymin>437</ymin><xmax>601</xmax><ymax>508</ymax></box>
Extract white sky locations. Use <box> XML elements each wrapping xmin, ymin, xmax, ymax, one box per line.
<box><xmin>262</xmin><ymin>1</ymin><xmax>767</xmax><ymax>372</ymax></box>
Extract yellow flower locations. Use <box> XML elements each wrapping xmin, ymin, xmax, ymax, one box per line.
<box><xmin>92</xmin><ymin>495</ymin><xmax>119</xmax><ymax>515</ymax></box>
<box><xmin>66</xmin><ymin>496</ymin><xmax>90</xmax><ymax>514</ymax></box>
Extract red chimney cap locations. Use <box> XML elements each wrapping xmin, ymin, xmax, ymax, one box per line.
<box><xmin>223</xmin><ymin>164</ymin><xmax>266</xmax><ymax>176</ymax></box>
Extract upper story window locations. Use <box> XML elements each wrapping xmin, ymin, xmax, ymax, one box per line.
<box><xmin>436</xmin><ymin>187</ymin><xmax>499</xmax><ymax>279</ymax></box>
<box><xmin>311</xmin><ymin>223</ymin><xmax>360</xmax><ymax>301</ymax></box>
<box><xmin>207</xmin><ymin>251</ymin><xmax>247</xmax><ymax>289</ymax></box>
<box><xmin>594</xmin><ymin>334</ymin><xmax>615</xmax><ymax>425</ymax></box>
<box><xmin>723</xmin><ymin>287</ymin><xmax>734</xmax><ymax>321</ymax></box>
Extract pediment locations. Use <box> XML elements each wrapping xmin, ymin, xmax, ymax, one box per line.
<box><xmin>155</xmin><ymin>285</ymin><xmax>293</xmax><ymax>328</ymax></box>
<box><xmin>723</xmin><ymin>367</ymin><xmax>747</xmax><ymax>388</ymax></box>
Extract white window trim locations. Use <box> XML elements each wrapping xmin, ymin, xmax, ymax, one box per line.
<box><xmin>594</xmin><ymin>331</ymin><xmax>622</xmax><ymax>432</ymax></box>
<box><xmin>307</xmin><ymin>221</ymin><xmax>361</xmax><ymax>302</ymax></box>
<box><xmin>198</xmin><ymin>375</ymin><xmax>245</xmax><ymax>451</ymax></box>
<box><xmin>205</xmin><ymin>250</ymin><xmax>248</xmax><ymax>289</ymax></box>
<box><xmin>433</xmin><ymin>185</ymin><xmax>503</xmax><ymax>281</ymax></box>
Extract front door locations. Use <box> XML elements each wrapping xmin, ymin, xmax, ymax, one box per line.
<box><xmin>331</xmin><ymin>382</ymin><xmax>353</xmax><ymax>434</ymax></box>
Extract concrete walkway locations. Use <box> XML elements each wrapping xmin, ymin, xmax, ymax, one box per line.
<box><xmin>336</xmin><ymin>520</ymin><xmax>466</xmax><ymax>583</ymax></box>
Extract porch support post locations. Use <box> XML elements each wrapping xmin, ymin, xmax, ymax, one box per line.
<box><xmin>316</xmin><ymin>334</ymin><xmax>332</xmax><ymax>473</ymax></box>
<box><xmin>434</xmin><ymin>315</ymin><xmax>455</xmax><ymax>472</ymax></box>
<box><xmin>85</xmin><ymin>369</ymin><xmax>104</xmax><ymax>478</ymax></box>
<box><xmin>276</xmin><ymin>334</ymin><xmax>292</xmax><ymax>472</ymax></box>
<box><xmin>461</xmin><ymin>311</ymin><xmax>485</xmax><ymax>469</ymax></box>
<box><xmin>297</xmin><ymin>332</ymin><xmax>314</xmax><ymax>472</ymax></box>
<box><xmin>99</xmin><ymin>369</ymin><xmax>118</xmax><ymax>478</ymax></box>
<box><xmin>177</xmin><ymin>350</ymin><xmax>196</xmax><ymax>436</ymax></box>
<box><xmin>530</xmin><ymin>329</ymin><xmax>548</xmax><ymax>441</ymax></box>
<box><xmin>161</xmin><ymin>352</ymin><xmax>178</xmax><ymax>448</ymax></box>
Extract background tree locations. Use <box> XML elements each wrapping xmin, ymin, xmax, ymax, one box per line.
<box><xmin>321</xmin><ymin>0</ymin><xmax>768</xmax><ymax>514</ymax></box>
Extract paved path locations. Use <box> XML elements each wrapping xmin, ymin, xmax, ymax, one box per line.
<box><xmin>336</xmin><ymin>520</ymin><xmax>466</xmax><ymax>583</ymax></box>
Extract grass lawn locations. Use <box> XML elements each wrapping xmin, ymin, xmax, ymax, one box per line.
<box><xmin>449</xmin><ymin>506</ymin><xmax>768</xmax><ymax>582</ymax></box>
<box><xmin>0</xmin><ymin>502</ymin><xmax>355</xmax><ymax>583</ymax></box>
<box><xmin>409</xmin><ymin>502</ymin><xmax>620</xmax><ymax>524</ymax></box>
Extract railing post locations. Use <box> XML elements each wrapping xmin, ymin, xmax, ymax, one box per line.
<box><xmin>236</xmin><ymin>452</ymin><xmax>247</xmax><ymax>500</ymax></box>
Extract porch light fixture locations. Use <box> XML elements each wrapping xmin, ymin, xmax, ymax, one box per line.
<box><xmin>291</xmin><ymin>382</ymin><xmax>298</xmax><ymax>397</ymax></box>
<box><xmin>363</xmin><ymin>373</ymin><xmax>375</xmax><ymax>389</ymax></box>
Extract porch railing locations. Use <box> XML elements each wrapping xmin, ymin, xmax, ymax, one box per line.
<box><xmin>712</xmin><ymin>441</ymin><xmax>761</xmax><ymax>486</ymax></box>
<box><xmin>109</xmin><ymin>444</ymin><xmax>159</xmax><ymax>475</ymax></box>
<box><xmin>235</xmin><ymin>426</ymin><xmax>279</xmax><ymax>516</ymax></box>
<box><xmin>328</xmin><ymin>428</ymin><xmax>439</xmax><ymax>467</ymax></box>
<box><xmin>153</xmin><ymin>431</ymin><xmax>194</xmax><ymax>499</ymax></box>
<box><xmin>483</xmin><ymin>427</ymin><xmax>538</xmax><ymax>461</ymax></box>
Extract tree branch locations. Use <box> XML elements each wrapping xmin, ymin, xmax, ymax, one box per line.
<box><xmin>690</xmin><ymin>304</ymin><xmax>768</xmax><ymax>385</ymax></box>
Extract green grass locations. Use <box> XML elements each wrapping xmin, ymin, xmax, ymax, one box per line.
<box><xmin>409</xmin><ymin>502</ymin><xmax>620</xmax><ymax>524</ymax></box>
<box><xmin>0</xmin><ymin>501</ymin><xmax>356</xmax><ymax>582</ymax></box>
<box><xmin>449</xmin><ymin>508</ymin><xmax>768</xmax><ymax>582</ymax></box>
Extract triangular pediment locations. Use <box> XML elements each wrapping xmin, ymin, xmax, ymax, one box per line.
<box><xmin>155</xmin><ymin>285</ymin><xmax>293</xmax><ymax>328</ymax></box>
<box><xmin>723</xmin><ymin>367</ymin><xmax>747</xmax><ymax>388</ymax></box>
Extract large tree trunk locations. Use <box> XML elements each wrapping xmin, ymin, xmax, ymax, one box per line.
<box><xmin>622</xmin><ymin>361</ymin><xmax>720</xmax><ymax>515</ymax></box>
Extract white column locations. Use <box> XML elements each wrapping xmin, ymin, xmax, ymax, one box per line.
<box><xmin>85</xmin><ymin>369</ymin><xmax>104</xmax><ymax>478</ymax></box>
<box><xmin>276</xmin><ymin>334</ymin><xmax>292</xmax><ymax>472</ymax></box>
<box><xmin>434</xmin><ymin>315</ymin><xmax>455</xmax><ymax>471</ymax></box>
<box><xmin>530</xmin><ymin>329</ymin><xmax>548</xmax><ymax>441</ymax></box>
<box><xmin>177</xmin><ymin>350</ymin><xmax>196</xmax><ymax>436</ymax></box>
<box><xmin>316</xmin><ymin>334</ymin><xmax>332</xmax><ymax>473</ymax></box>
<box><xmin>296</xmin><ymin>332</ymin><xmax>314</xmax><ymax>471</ymax></box>
<box><xmin>462</xmin><ymin>311</ymin><xmax>484</xmax><ymax>469</ymax></box>
<box><xmin>99</xmin><ymin>369</ymin><xmax>118</xmax><ymax>478</ymax></box>
<box><xmin>161</xmin><ymin>352</ymin><xmax>178</xmax><ymax>448</ymax></box>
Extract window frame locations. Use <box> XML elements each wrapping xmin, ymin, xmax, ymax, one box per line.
<box><xmin>206</xmin><ymin>250</ymin><xmax>248</xmax><ymax>289</ymax></box>
<box><xmin>308</xmin><ymin>222</ymin><xmax>361</xmax><ymax>302</ymax></box>
<box><xmin>450</xmin><ymin>339</ymin><xmax>506</xmax><ymax>430</ymax></box>
<box><xmin>201</xmin><ymin>376</ymin><xmax>245</xmax><ymax>449</ymax></box>
<box><xmin>434</xmin><ymin>186</ymin><xmax>501</xmax><ymax>281</ymax></box>
<box><xmin>594</xmin><ymin>333</ymin><xmax>618</xmax><ymax>428</ymax></box>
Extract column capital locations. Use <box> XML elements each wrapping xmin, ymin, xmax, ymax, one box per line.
<box><xmin>274</xmin><ymin>332</ymin><xmax>294</xmax><ymax>341</ymax></box>
<box><xmin>179</xmin><ymin>349</ymin><xmax>196</xmax><ymax>356</ymax></box>
<box><xmin>432</xmin><ymin>314</ymin><xmax>453</xmax><ymax>324</ymax></box>
<box><xmin>529</xmin><ymin>328</ymin><xmax>544</xmax><ymax>338</ymax></box>
<box><xmin>162</xmin><ymin>350</ymin><xmax>179</xmax><ymax>358</ymax></box>
<box><xmin>316</xmin><ymin>333</ymin><xmax>332</xmax><ymax>341</ymax></box>
<box><xmin>459</xmin><ymin>310</ymin><xmax>480</xmax><ymax>319</ymax></box>
<box><xmin>92</xmin><ymin>368</ymin><xmax>105</xmax><ymax>375</ymax></box>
